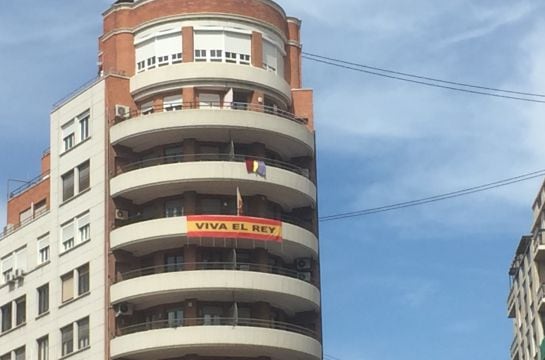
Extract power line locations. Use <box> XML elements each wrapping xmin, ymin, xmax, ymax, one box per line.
<box><xmin>302</xmin><ymin>55</ymin><xmax>545</xmax><ymax>104</ymax></box>
<box><xmin>303</xmin><ymin>51</ymin><xmax>545</xmax><ymax>98</ymax></box>
<box><xmin>319</xmin><ymin>168</ymin><xmax>545</xmax><ymax>222</ymax></box>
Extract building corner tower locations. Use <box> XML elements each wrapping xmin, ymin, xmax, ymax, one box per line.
<box><xmin>100</xmin><ymin>1</ymin><xmax>321</xmax><ymax>360</ymax></box>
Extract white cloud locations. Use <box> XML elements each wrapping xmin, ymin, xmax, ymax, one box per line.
<box><xmin>438</xmin><ymin>2</ymin><xmax>538</xmax><ymax>47</ymax></box>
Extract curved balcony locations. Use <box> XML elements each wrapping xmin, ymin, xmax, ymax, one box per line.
<box><xmin>111</xmin><ymin>321</ymin><xmax>322</xmax><ymax>360</ymax></box>
<box><xmin>110</xmin><ymin>216</ymin><xmax>318</xmax><ymax>258</ymax></box>
<box><xmin>110</xmin><ymin>103</ymin><xmax>314</xmax><ymax>157</ymax></box>
<box><xmin>110</xmin><ymin>159</ymin><xmax>316</xmax><ymax>209</ymax></box>
<box><xmin>130</xmin><ymin>62</ymin><xmax>292</xmax><ymax>102</ymax></box>
<box><xmin>110</xmin><ymin>269</ymin><xmax>320</xmax><ymax>312</ymax></box>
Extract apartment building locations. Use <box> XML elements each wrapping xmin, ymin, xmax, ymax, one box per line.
<box><xmin>0</xmin><ymin>0</ymin><xmax>321</xmax><ymax>359</ymax></box>
<box><xmin>508</xmin><ymin>184</ymin><xmax>545</xmax><ymax>360</ymax></box>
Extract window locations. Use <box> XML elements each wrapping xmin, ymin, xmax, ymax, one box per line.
<box><xmin>195</xmin><ymin>49</ymin><xmax>207</xmax><ymax>61</ymax></box>
<box><xmin>199</xmin><ymin>93</ymin><xmax>221</xmax><ymax>108</ymax></box>
<box><xmin>77</xmin><ymin>264</ymin><xmax>89</xmax><ymax>295</ymax></box>
<box><xmin>77</xmin><ymin>212</ymin><xmax>91</xmax><ymax>243</ymax></box>
<box><xmin>61</xmin><ymin>160</ymin><xmax>90</xmax><ymax>202</ymax></box>
<box><xmin>1</xmin><ymin>302</ymin><xmax>12</xmax><ymax>332</ymax></box>
<box><xmin>163</xmin><ymin>95</ymin><xmax>182</xmax><ymax>111</ymax></box>
<box><xmin>37</xmin><ymin>284</ymin><xmax>49</xmax><ymax>315</ymax></box>
<box><xmin>61</xmin><ymin>222</ymin><xmax>75</xmax><ymax>252</ymax></box>
<box><xmin>79</xmin><ymin>111</ymin><xmax>90</xmax><ymax>141</ymax></box>
<box><xmin>263</xmin><ymin>39</ymin><xmax>284</xmax><ymax>75</ymax></box>
<box><xmin>78</xmin><ymin>161</ymin><xmax>90</xmax><ymax>192</ymax></box>
<box><xmin>239</xmin><ymin>54</ymin><xmax>250</xmax><ymax>65</ymax></box>
<box><xmin>141</xmin><ymin>101</ymin><xmax>154</xmax><ymax>115</ymax></box>
<box><xmin>0</xmin><ymin>354</ymin><xmax>9</xmax><ymax>360</ymax></box>
<box><xmin>225</xmin><ymin>52</ymin><xmax>237</xmax><ymax>63</ymax></box>
<box><xmin>135</xmin><ymin>31</ymin><xmax>182</xmax><ymax>72</ymax></box>
<box><xmin>167</xmin><ymin>309</ymin><xmax>183</xmax><ymax>327</ymax></box>
<box><xmin>61</xmin><ymin>272</ymin><xmax>74</xmax><ymax>303</ymax></box>
<box><xmin>61</xmin><ymin>324</ymin><xmax>74</xmax><ymax>356</ymax></box>
<box><xmin>77</xmin><ymin>317</ymin><xmax>90</xmax><ymax>349</ymax></box>
<box><xmin>14</xmin><ymin>347</ymin><xmax>24</xmax><ymax>360</ymax></box>
<box><xmin>37</xmin><ymin>234</ymin><xmax>50</xmax><ymax>264</ymax></box>
<box><xmin>165</xmin><ymin>255</ymin><xmax>183</xmax><ymax>272</ymax></box>
<box><xmin>1</xmin><ymin>254</ymin><xmax>13</xmax><ymax>284</ymax></box>
<box><xmin>19</xmin><ymin>207</ymin><xmax>32</xmax><ymax>223</ymax></box>
<box><xmin>60</xmin><ymin>211</ymin><xmax>91</xmax><ymax>253</ymax></box>
<box><xmin>210</xmin><ymin>49</ymin><xmax>223</xmax><ymax>62</ymax></box>
<box><xmin>15</xmin><ymin>296</ymin><xmax>25</xmax><ymax>326</ymax></box>
<box><xmin>164</xmin><ymin>146</ymin><xmax>183</xmax><ymax>164</ymax></box>
<box><xmin>171</xmin><ymin>52</ymin><xmax>182</xmax><ymax>64</ymax></box>
<box><xmin>37</xmin><ymin>336</ymin><xmax>48</xmax><ymax>360</ymax></box>
<box><xmin>62</xmin><ymin>120</ymin><xmax>75</xmax><ymax>152</ymax></box>
<box><xmin>165</xmin><ymin>199</ymin><xmax>183</xmax><ymax>217</ymax></box>
<box><xmin>62</xmin><ymin>170</ymin><xmax>74</xmax><ymax>201</ymax></box>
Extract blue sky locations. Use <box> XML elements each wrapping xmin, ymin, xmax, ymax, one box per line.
<box><xmin>2</xmin><ymin>1</ymin><xmax>545</xmax><ymax>359</ymax></box>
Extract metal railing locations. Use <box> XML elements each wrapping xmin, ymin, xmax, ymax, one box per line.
<box><xmin>117</xmin><ymin>317</ymin><xmax>317</xmax><ymax>339</ymax></box>
<box><xmin>8</xmin><ymin>170</ymin><xmax>50</xmax><ymax>199</ymax></box>
<box><xmin>116</xmin><ymin>262</ymin><xmax>312</xmax><ymax>284</ymax></box>
<box><xmin>113</xmin><ymin>102</ymin><xmax>308</xmax><ymax>125</ymax></box>
<box><xmin>0</xmin><ymin>208</ymin><xmax>50</xmax><ymax>241</ymax></box>
<box><xmin>118</xmin><ymin>153</ymin><xmax>311</xmax><ymax>179</ymax></box>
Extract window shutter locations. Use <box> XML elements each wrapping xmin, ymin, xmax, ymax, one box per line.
<box><xmin>37</xmin><ymin>235</ymin><xmax>50</xmax><ymax>251</ymax></box>
<box><xmin>194</xmin><ymin>31</ymin><xmax>224</xmax><ymax>50</ymax></box>
<box><xmin>225</xmin><ymin>32</ymin><xmax>251</xmax><ymax>55</ymax></box>
<box><xmin>15</xmin><ymin>248</ymin><xmax>26</xmax><ymax>271</ymax></box>
<box><xmin>78</xmin><ymin>213</ymin><xmax>90</xmax><ymax>229</ymax></box>
<box><xmin>62</xmin><ymin>223</ymin><xmax>74</xmax><ymax>243</ymax></box>
<box><xmin>62</xmin><ymin>120</ymin><xmax>75</xmax><ymax>138</ymax></box>
<box><xmin>135</xmin><ymin>39</ymin><xmax>155</xmax><ymax>64</ymax></box>
<box><xmin>156</xmin><ymin>33</ymin><xmax>182</xmax><ymax>57</ymax></box>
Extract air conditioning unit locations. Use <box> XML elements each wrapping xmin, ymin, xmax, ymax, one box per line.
<box><xmin>14</xmin><ymin>269</ymin><xmax>25</xmax><ymax>279</ymax></box>
<box><xmin>115</xmin><ymin>303</ymin><xmax>134</xmax><ymax>317</ymax></box>
<box><xmin>114</xmin><ymin>105</ymin><xmax>130</xmax><ymax>120</ymax></box>
<box><xmin>295</xmin><ymin>258</ymin><xmax>312</xmax><ymax>271</ymax></box>
<box><xmin>5</xmin><ymin>273</ymin><xmax>16</xmax><ymax>283</ymax></box>
<box><xmin>298</xmin><ymin>272</ymin><xmax>312</xmax><ymax>282</ymax></box>
<box><xmin>115</xmin><ymin>209</ymin><xmax>129</xmax><ymax>221</ymax></box>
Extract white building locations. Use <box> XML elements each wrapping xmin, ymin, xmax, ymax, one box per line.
<box><xmin>0</xmin><ymin>1</ymin><xmax>322</xmax><ymax>360</ymax></box>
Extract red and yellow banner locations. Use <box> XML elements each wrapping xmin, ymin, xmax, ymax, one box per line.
<box><xmin>187</xmin><ymin>215</ymin><xmax>282</xmax><ymax>242</ymax></box>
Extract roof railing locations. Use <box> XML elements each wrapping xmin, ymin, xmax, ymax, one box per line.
<box><xmin>8</xmin><ymin>170</ymin><xmax>50</xmax><ymax>199</ymax></box>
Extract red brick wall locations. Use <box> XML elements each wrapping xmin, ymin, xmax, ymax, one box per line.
<box><xmin>6</xmin><ymin>179</ymin><xmax>50</xmax><ymax>226</ymax></box>
<box><xmin>292</xmin><ymin>89</ymin><xmax>314</xmax><ymax>131</ymax></box>
<box><xmin>103</xmin><ymin>0</ymin><xmax>288</xmax><ymax>37</ymax></box>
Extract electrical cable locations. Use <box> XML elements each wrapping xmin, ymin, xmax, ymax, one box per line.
<box><xmin>302</xmin><ymin>55</ymin><xmax>545</xmax><ymax>104</ymax></box>
<box><xmin>303</xmin><ymin>51</ymin><xmax>545</xmax><ymax>98</ymax></box>
<box><xmin>319</xmin><ymin>168</ymin><xmax>545</xmax><ymax>222</ymax></box>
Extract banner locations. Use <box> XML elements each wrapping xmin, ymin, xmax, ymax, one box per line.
<box><xmin>187</xmin><ymin>215</ymin><xmax>282</xmax><ymax>242</ymax></box>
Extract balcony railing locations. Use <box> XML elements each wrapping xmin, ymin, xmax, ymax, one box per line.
<box><xmin>117</xmin><ymin>317</ymin><xmax>318</xmax><ymax>339</ymax></box>
<box><xmin>116</xmin><ymin>262</ymin><xmax>314</xmax><ymax>285</ymax></box>
<box><xmin>118</xmin><ymin>153</ymin><xmax>311</xmax><ymax>179</ymax></box>
<box><xmin>113</xmin><ymin>102</ymin><xmax>308</xmax><ymax>125</ymax></box>
<box><xmin>116</xmin><ymin>211</ymin><xmax>315</xmax><ymax>235</ymax></box>
<box><xmin>0</xmin><ymin>208</ymin><xmax>49</xmax><ymax>241</ymax></box>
